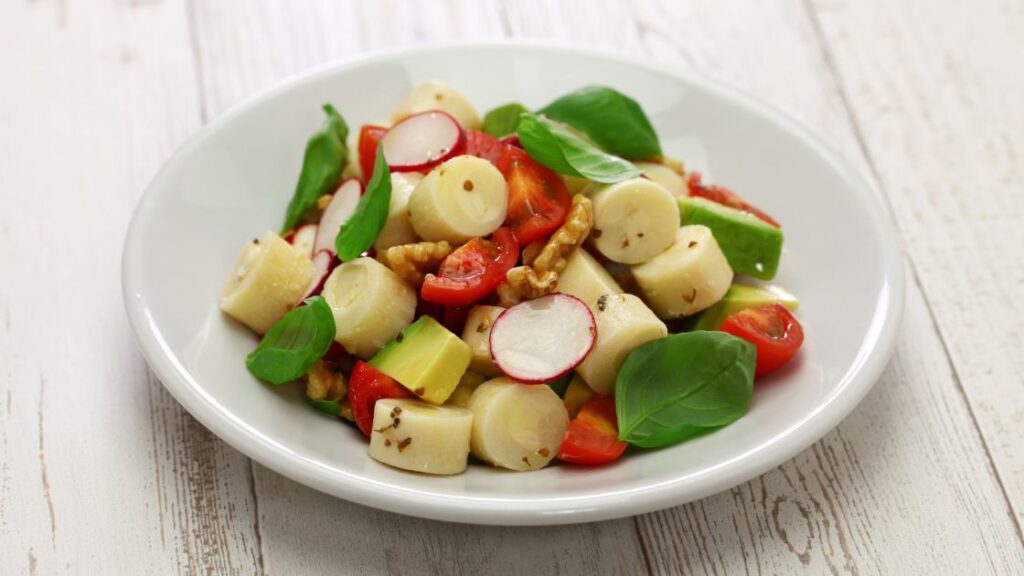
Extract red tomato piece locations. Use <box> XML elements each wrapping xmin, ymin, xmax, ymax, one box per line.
<box><xmin>719</xmin><ymin>304</ymin><xmax>804</xmax><ymax>378</ymax></box>
<box><xmin>421</xmin><ymin>227</ymin><xmax>519</xmax><ymax>307</ymax></box>
<box><xmin>558</xmin><ymin>395</ymin><xmax>628</xmax><ymax>465</ymax></box>
<box><xmin>358</xmin><ymin>125</ymin><xmax>388</xmax><ymax>181</ymax></box>
<box><xmin>496</xmin><ymin>147</ymin><xmax>573</xmax><ymax>245</ymax></box>
<box><xmin>687</xmin><ymin>172</ymin><xmax>781</xmax><ymax>228</ymax></box>
<box><xmin>463</xmin><ymin>129</ymin><xmax>507</xmax><ymax>166</ymax></box>
<box><xmin>348</xmin><ymin>361</ymin><xmax>414</xmax><ymax>437</ymax></box>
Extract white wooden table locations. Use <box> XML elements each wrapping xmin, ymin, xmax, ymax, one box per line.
<box><xmin>2</xmin><ymin>1</ymin><xmax>1022</xmax><ymax>574</ymax></box>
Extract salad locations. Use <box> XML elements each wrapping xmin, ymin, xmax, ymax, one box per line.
<box><xmin>220</xmin><ymin>81</ymin><xmax>805</xmax><ymax>475</ymax></box>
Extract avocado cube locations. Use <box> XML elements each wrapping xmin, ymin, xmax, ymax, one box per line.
<box><xmin>678</xmin><ymin>196</ymin><xmax>784</xmax><ymax>280</ymax></box>
<box><xmin>690</xmin><ymin>283</ymin><xmax>800</xmax><ymax>330</ymax></box>
<box><xmin>369</xmin><ymin>316</ymin><xmax>472</xmax><ymax>405</ymax></box>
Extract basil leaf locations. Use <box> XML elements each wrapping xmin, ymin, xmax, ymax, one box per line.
<box><xmin>310</xmin><ymin>399</ymin><xmax>342</xmax><ymax>415</ymax></box>
<box><xmin>482</xmin><ymin>102</ymin><xmax>528</xmax><ymax>137</ymax></box>
<box><xmin>615</xmin><ymin>331</ymin><xmax>755</xmax><ymax>448</ymax></box>
<box><xmin>246</xmin><ymin>296</ymin><xmax>336</xmax><ymax>385</ymax></box>
<box><xmin>540</xmin><ymin>86</ymin><xmax>661</xmax><ymax>159</ymax></box>
<box><xmin>282</xmin><ymin>104</ymin><xmax>349</xmax><ymax>232</ymax></box>
<box><xmin>517</xmin><ymin>113</ymin><xmax>641</xmax><ymax>184</ymax></box>
<box><xmin>334</xmin><ymin>142</ymin><xmax>391</xmax><ymax>260</ymax></box>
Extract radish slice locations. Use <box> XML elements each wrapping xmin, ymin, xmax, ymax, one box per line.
<box><xmin>314</xmin><ymin>179</ymin><xmax>362</xmax><ymax>254</ymax></box>
<box><xmin>290</xmin><ymin>223</ymin><xmax>318</xmax><ymax>258</ymax></box>
<box><xmin>300</xmin><ymin>250</ymin><xmax>337</xmax><ymax>301</ymax></box>
<box><xmin>489</xmin><ymin>293</ymin><xmax>596</xmax><ymax>383</ymax></box>
<box><xmin>382</xmin><ymin>110</ymin><xmax>464</xmax><ymax>172</ymax></box>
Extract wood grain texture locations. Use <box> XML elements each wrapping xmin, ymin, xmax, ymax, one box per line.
<box><xmin>2</xmin><ymin>0</ymin><xmax>1022</xmax><ymax>574</ymax></box>
<box><xmin>810</xmin><ymin>0</ymin><xmax>1024</xmax><ymax>528</ymax></box>
<box><xmin>0</xmin><ymin>1</ymin><xmax>261</xmax><ymax>574</ymax></box>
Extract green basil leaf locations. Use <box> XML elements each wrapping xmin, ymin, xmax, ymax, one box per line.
<box><xmin>246</xmin><ymin>296</ymin><xmax>336</xmax><ymax>385</ymax></box>
<box><xmin>334</xmin><ymin>142</ymin><xmax>392</xmax><ymax>260</ymax></box>
<box><xmin>310</xmin><ymin>399</ymin><xmax>342</xmax><ymax>415</ymax></box>
<box><xmin>517</xmin><ymin>113</ymin><xmax>641</xmax><ymax>184</ymax></box>
<box><xmin>615</xmin><ymin>331</ymin><xmax>755</xmax><ymax>448</ymax></box>
<box><xmin>282</xmin><ymin>104</ymin><xmax>349</xmax><ymax>232</ymax></box>
<box><xmin>540</xmin><ymin>86</ymin><xmax>661</xmax><ymax>159</ymax></box>
<box><xmin>482</xmin><ymin>102</ymin><xmax>529</xmax><ymax>137</ymax></box>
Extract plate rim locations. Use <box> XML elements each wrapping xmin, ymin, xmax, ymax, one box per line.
<box><xmin>122</xmin><ymin>39</ymin><xmax>906</xmax><ymax>525</ymax></box>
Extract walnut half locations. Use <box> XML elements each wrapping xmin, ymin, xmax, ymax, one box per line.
<box><xmin>306</xmin><ymin>360</ymin><xmax>347</xmax><ymax>402</ymax></box>
<box><xmin>530</xmin><ymin>195</ymin><xmax>594</xmax><ymax>274</ymax></box>
<box><xmin>377</xmin><ymin>241</ymin><xmax>452</xmax><ymax>285</ymax></box>
<box><xmin>496</xmin><ymin>266</ymin><xmax>560</xmax><ymax>307</ymax></box>
<box><xmin>496</xmin><ymin>195</ymin><xmax>594</xmax><ymax>306</ymax></box>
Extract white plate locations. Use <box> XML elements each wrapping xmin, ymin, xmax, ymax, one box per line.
<box><xmin>122</xmin><ymin>42</ymin><xmax>904</xmax><ymax>525</ymax></box>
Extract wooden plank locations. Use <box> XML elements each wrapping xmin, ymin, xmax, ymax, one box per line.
<box><xmin>0</xmin><ymin>1</ymin><xmax>261</xmax><ymax>574</ymax></box>
<box><xmin>810</xmin><ymin>0</ymin><xmax>1024</xmax><ymax>526</ymax></box>
<box><xmin>251</xmin><ymin>464</ymin><xmax>646</xmax><ymax>575</ymax></box>
<box><xmin>187</xmin><ymin>1</ymin><xmax>651</xmax><ymax>574</ymax></box>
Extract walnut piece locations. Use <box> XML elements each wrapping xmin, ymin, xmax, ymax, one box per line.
<box><xmin>521</xmin><ymin>241</ymin><xmax>545</xmax><ymax>267</ymax></box>
<box><xmin>378</xmin><ymin>241</ymin><xmax>452</xmax><ymax>285</ymax></box>
<box><xmin>530</xmin><ymin>195</ymin><xmax>594</xmax><ymax>274</ymax></box>
<box><xmin>497</xmin><ymin>266</ymin><xmax>559</xmax><ymax>307</ymax></box>
<box><xmin>495</xmin><ymin>195</ymin><xmax>594</xmax><ymax>306</ymax></box>
<box><xmin>306</xmin><ymin>360</ymin><xmax>347</xmax><ymax>401</ymax></box>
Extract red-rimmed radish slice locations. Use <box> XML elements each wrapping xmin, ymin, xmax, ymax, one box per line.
<box><xmin>300</xmin><ymin>250</ymin><xmax>337</xmax><ymax>301</ymax></box>
<box><xmin>290</xmin><ymin>223</ymin><xmax>318</xmax><ymax>258</ymax></box>
<box><xmin>489</xmin><ymin>293</ymin><xmax>596</xmax><ymax>383</ymax></box>
<box><xmin>382</xmin><ymin>110</ymin><xmax>464</xmax><ymax>172</ymax></box>
<box><xmin>314</xmin><ymin>179</ymin><xmax>362</xmax><ymax>254</ymax></box>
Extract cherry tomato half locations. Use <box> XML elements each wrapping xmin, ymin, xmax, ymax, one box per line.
<box><xmin>463</xmin><ymin>129</ymin><xmax>507</xmax><ymax>166</ymax></box>
<box><xmin>719</xmin><ymin>304</ymin><xmax>804</xmax><ymax>378</ymax></box>
<box><xmin>420</xmin><ymin>227</ymin><xmax>519</xmax><ymax>307</ymax></box>
<box><xmin>496</xmin><ymin>147</ymin><xmax>573</xmax><ymax>245</ymax></box>
<box><xmin>358</xmin><ymin>125</ymin><xmax>389</xmax><ymax>181</ymax></box>
<box><xmin>348</xmin><ymin>361</ymin><xmax>413</xmax><ymax>437</ymax></box>
<box><xmin>558</xmin><ymin>395</ymin><xmax>628</xmax><ymax>465</ymax></box>
<box><xmin>688</xmin><ymin>172</ymin><xmax>781</xmax><ymax>228</ymax></box>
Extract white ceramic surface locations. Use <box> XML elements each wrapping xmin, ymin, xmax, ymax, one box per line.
<box><xmin>122</xmin><ymin>42</ymin><xmax>904</xmax><ymax>525</ymax></box>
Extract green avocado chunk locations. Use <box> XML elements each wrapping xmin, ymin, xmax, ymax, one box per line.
<box><xmin>678</xmin><ymin>196</ymin><xmax>784</xmax><ymax>280</ymax></box>
<box><xmin>690</xmin><ymin>283</ymin><xmax>800</xmax><ymax>331</ymax></box>
<box><xmin>369</xmin><ymin>316</ymin><xmax>471</xmax><ymax>405</ymax></box>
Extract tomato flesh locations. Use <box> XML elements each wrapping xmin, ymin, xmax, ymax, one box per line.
<box><xmin>719</xmin><ymin>304</ymin><xmax>804</xmax><ymax>377</ymax></box>
<box><xmin>558</xmin><ymin>395</ymin><xmax>628</xmax><ymax>465</ymax></box>
<box><xmin>421</xmin><ymin>227</ymin><xmax>519</xmax><ymax>307</ymax></box>
<box><xmin>497</xmin><ymin>147</ymin><xmax>573</xmax><ymax>245</ymax></box>
<box><xmin>358</xmin><ymin>125</ymin><xmax>388</xmax><ymax>181</ymax></box>
<box><xmin>688</xmin><ymin>172</ymin><xmax>781</xmax><ymax>228</ymax></box>
<box><xmin>348</xmin><ymin>361</ymin><xmax>414</xmax><ymax>437</ymax></box>
<box><xmin>464</xmin><ymin>129</ymin><xmax>507</xmax><ymax>166</ymax></box>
